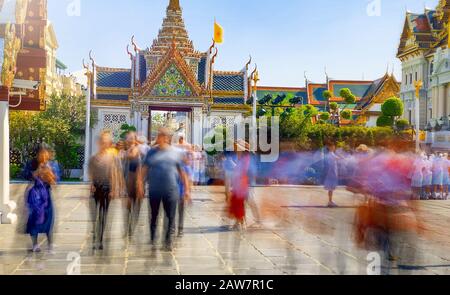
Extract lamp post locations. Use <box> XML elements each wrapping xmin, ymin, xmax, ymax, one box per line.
<box><xmin>414</xmin><ymin>80</ymin><xmax>423</xmax><ymax>152</ymax></box>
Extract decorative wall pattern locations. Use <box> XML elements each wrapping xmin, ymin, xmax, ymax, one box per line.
<box><xmin>102</xmin><ymin>112</ymin><xmax>129</xmax><ymax>141</ymax></box>
<box><xmin>151</xmin><ymin>64</ymin><xmax>193</xmax><ymax>97</ymax></box>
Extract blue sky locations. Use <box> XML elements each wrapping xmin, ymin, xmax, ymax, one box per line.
<box><xmin>48</xmin><ymin>0</ymin><xmax>439</xmax><ymax>87</ymax></box>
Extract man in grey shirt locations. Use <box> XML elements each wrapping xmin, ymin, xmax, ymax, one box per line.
<box><xmin>143</xmin><ymin>128</ymin><xmax>190</xmax><ymax>251</ymax></box>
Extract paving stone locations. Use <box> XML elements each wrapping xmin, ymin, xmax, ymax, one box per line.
<box><xmin>2</xmin><ymin>184</ymin><xmax>450</xmax><ymax>275</ymax></box>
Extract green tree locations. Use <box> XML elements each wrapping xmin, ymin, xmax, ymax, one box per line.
<box><xmin>340</xmin><ymin>88</ymin><xmax>356</xmax><ymax>105</ymax></box>
<box><xmin>329</xmin><ymin>102</ymin><xmax>339</xmax><ymax>112</ymax></box>
<box><xmin>381</xmin><ymin>97</ymin><xmax>404</xmax><ymax>118</ymax></box>
<box><xmin>319</xmin><ymin>112</ymin><xmax>331</xmax><ymax>121</ymax></box>
<box><xmin>377</xmin><ymin>115</ymin><xmax>395</xmax><ymax>127</ymax></box>
<box><xmin>323</xmin><ymin>90</ymin><xmax>332</xmax><ymax>101</ymax></box>
<box><xmin>9</xmin><ymin>94</ymin><xmax>90</xmax><ymax>178</ymax></box>
<box><xmin>341</xmin><ymin>109</ymin><xmax>353</xmax><ymax>120</ymax></box>
<box><xmin>396</xmin><ymin>119</ymin><xmax>410</xmax><ymax>130</ymax></box>
<box><xmin>377</xmin><ymin>97</ymin><xmax>404</xmax><ymax>128</ymax></box>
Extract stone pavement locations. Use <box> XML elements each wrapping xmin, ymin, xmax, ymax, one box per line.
<box><xmin>1</xmin><ymin>184</ymin><xmax>450</xmax><ymax>275</ymax></box>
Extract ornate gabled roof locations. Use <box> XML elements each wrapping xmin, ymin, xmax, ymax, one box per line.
<box><xmin>149</xmin><ymin>0</ymin><xmax>201</xmax><ymax>58</ymax></box>
<box><xmin>213</xmin><ymin>71</ymin><xmax>245</xmax><ymax>92</ymax></box>
<box><xmin>197</xmin><ymin>54</ymin><xmax>207</xmax><ymax>86</ymax></box>
<box><xmin>355</xmin><ymin>74</ymin><xmax>400</xmax><ymax>111</ymax></box>
<box><xmin>397</xmin><ymin>1</ymin><xmax>450</xmax><ymax>59</ymax></box>
<box><xmin>140</xmin><ymin>42</ymin><xmax>203</xmax><ymax>97</ymax></box>
<box><xmin>397</xmin><ymin>12</ymin><xmax>436</xmax><ymax>58</ymax></box>
<box><xmin>138</xmin><ymin>53</ymin><xmax>147</xmax><ymax>83</ymax></box>
<box><xmin>96</xmin><ymin>67</ymin><xmax>132</xmax><ymax>89</ymax></box>
<box><xmin>307</xmin><ymin>83</ymin><xmax>328</xmax><ymax>105</ymax></box>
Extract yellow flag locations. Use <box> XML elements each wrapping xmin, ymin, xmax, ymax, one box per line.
<box><xmin>448</xmin><ymin>20</ymin><xmax>450</xmax><ymax>48</ymax></box>
<box><xmin>214</xmin><ymin>21</ymin><xmax>224</xmax><ymax>44</ymax></box>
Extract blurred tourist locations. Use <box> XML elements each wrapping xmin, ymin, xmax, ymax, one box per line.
<box><xmin>25</xmin><ymin>147</ymin><xmax>58</xmax><ymax>253</ymax></box>
<box><xmin>143</xmin><ymin>128</ymin><xmax>190</xmax><ymax>251</ymax></box>
<box><xmin>122</xmin><ymin>132</ymin><xmax>145</xmax><ymax>239</ymax></box>
<box><xmin>324</xmin><ymin>143</ymin><xmax>340</xmax><ymax>208</ymax></box>
<box><xmin>88</xmin><ymin>131</ymin><xmax>124</xmax><ymax>250</ymax></box>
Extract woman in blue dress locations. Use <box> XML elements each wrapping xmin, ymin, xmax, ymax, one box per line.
<box><xmin>25</xmin><ymin>148</ymin><xmax>57</xmax><ymax>253</ymax></box>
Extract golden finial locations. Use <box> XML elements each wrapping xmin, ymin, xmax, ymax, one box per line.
<box><xmin>168</xmin><ymin>0</ymin><xmax>181</xmax><ymax>11</ymax></box>
<box><xmin>414</xmin><ymin>80</ymin><xmax>423</xmax><ymax>98</ymax></box>
<box><xmin>251</xmin><ymin>65</ymin><xmax>259</xmax><ymax>92</ymax></box>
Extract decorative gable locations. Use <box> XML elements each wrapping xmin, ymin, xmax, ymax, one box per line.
<box><xmin>140</xmin><ymin>41</ymin><xmax>203</xmax><ymax>98</ymax></box>
<box><xmin>151</xmin><ymin>64</ymin><xmax>193</xmax><ymax>97</ymax></box>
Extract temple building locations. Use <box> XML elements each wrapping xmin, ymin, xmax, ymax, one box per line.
<box><xmin>44</xmin><ymin>22</ymin><xmax>83</xmax><ymax>98</ymax></box>
<box><xmin>258</xmin><ymin>73</ymin><xmax>400</xmax><ymax>127</ymax></box>
<box><xmin>89</xmin><ymin>0</ymin><xmax>250</xmax><ymax>151</ymax></box>
<box><xmin>397</xmin><ymin>0</ymin><xmax>450</xmax><ymax>131</ymax></box>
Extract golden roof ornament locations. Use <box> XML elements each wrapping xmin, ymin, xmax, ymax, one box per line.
<box><xmin>168</xmin><ymin>0</ymin><xmax>181</xmax><ymax>11</ymax></box>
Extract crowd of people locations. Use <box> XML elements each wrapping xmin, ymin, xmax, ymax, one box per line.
<box><xmin>20</xmin><ymin>130</ymin><xmax>442</xmax><ymax>265</ymax></box>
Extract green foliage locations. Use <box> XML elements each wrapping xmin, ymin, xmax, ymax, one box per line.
<box><xmin>323</xmin><ymin>90</ymin><xmax>332</xmax><ymax>100</ymax></box>
<box><xmin>120</xmin><ymin>124</ymin><xmax>137</xmax><ymax>140</ymax></box>
<box><xmin>303</xmin><ymin>104</ymin><xmax>319</xmax><ymax>117</ymax></box>
<box><xmin>340</xmin><ymin>109</ymin><xmax>353</xmax><ymax>120</ymax></box>
<box><xmin>319</xmin><ymin>112</ymin><xmax>331</xmax><ymax>121</ymax></box>
<box><xmin>9</xmin><ymin>94</ymin><xmax>89</xmax><ymax>170</ymax></box>
<box><xmin>381</xmin><ymin>97</ymin><xmax>404</xmax><ymax>117</ymax></box>
<box><xmin>340</xmin><ymin>88</ymin><xmax>356</xmax><ymax>105</ymax></box>
<box><xmin>42</xmin><ymin>94</ymin><xmax>92</xmax><ymax>135</ymax></box>
<box><xmin>55</xmin><ymin>144</ymin><xmax>81</xmax><ymax>179</ymax></box>
<box><xmin>10</xmin><ymin>164</ymin><xmax>22</xmax><ymax>179</ymax></box>
<box><xmin>301</xmin><ymin>125</ymin><xmax>397</xmax><ymax>151</ymax></box>
<box><xmin>329</xmin><ymin>102</ymin><xmax>339</xmax><ymax>111</ymax></box>
<box><xmin>396</xmin><ymin>119</ymin><xmax>410</xmax><ymax>130</ymax></box>
<box><xmin>377</xmin><ymin>115</ymin><xmax>395</xmax><ymax>127</ymax></box>
<box><xmin>280</xmin><ymin>107</ymin><xmax>314</xmax><ymax>140</ymax></box>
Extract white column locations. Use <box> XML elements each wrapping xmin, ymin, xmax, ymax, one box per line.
<box><xmin>192</xmin><ymin>107</ymin><xmax>203</xmax><ymax>147</ymax></box>
<box><xmin>1</xmin><ymin>101</ymin><xmax>14</xmax><ymax>224</ymax></box>
<box><xmin>251</xmin><ymin>90</ymin><xmax>258</xmax><ymax>152</ymax></box>
<box><xmin>142</xmin><ymin>115</ymin><xmax>149</xmax><ymax>140</ymax></box>
<box><xmin>82</xmin><ymin>77</ymin><xmax>92</xmax><ymax>182</ymax></box>
<box><xmin>438</xmin><ymin>85</ymin><xmax>445</xmax><ymax>119</ymax></box>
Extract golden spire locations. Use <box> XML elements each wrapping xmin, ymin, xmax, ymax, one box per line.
<box><xmin>168</xmin><ymin>0</ymin><xmax>181</xmax><ymax>11</ymax></box>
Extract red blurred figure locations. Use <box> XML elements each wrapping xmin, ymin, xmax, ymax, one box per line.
<box><xmin>228</xmin><ymin>140</ymin><xmax>251</xmax><ymax>230</ymax></box>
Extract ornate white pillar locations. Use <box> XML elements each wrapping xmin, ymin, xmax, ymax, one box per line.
<box><xmin>438</xmin><ymin>85</ymin><xmax>445</xmax><ymax>119</ymax></box>
<box><xmin>192</xmin><ymin>107</ymin><xmax>203</xmax><ymax>147</ymax></box>
<box><xmin>142</xmin><ymin>112</ymin><xmax>149</xmax><ymax>141</ymax></box>
<box><xmin>1</xmin><ymin>101</ymin><xmax>15</xmax><ymax>224</ymax></box>
<box><xmin>432</xmin><ymin>86</ymin><xmax>438</xmax><ymax>120</ymax></box>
